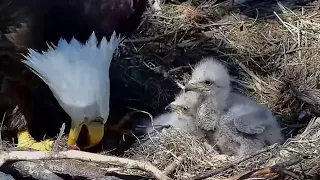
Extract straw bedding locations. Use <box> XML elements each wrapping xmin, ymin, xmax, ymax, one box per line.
<box><xmin>1</xmin><ymin>0</ymin><xmax>320</xmax><ymax>179</ymax></box>
<box><xmin>120</xmin><ymin>0</ymin><xmax>320</xmax><ymax>179</ymax></box>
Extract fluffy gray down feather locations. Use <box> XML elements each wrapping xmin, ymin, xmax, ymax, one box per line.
<box><xmin>197</xmin><ymin>92</ymin><xmax>285</xmax><ymax>156</ymax></box>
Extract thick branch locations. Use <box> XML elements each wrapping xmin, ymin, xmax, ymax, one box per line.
<box><xmin>0</xmin><ymin>150</ymin><xmax>171</xmax><ymax>180</ymax></box>
<box><xmin>12</xmin><ymin>161</ymin><xmax>63</xmax><ymax>180</ymax></box>
<box><xmin>0</xmin><ymin>171</ymin><xmax>15</xmax><ymax>180</ymax></box>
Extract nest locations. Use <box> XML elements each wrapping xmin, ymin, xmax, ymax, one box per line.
<box><xmin>124</xmin><ymin>128</ymin><xmax>230</xmax><ymax>179</ymax></box>
<box><xmin>212</xmin><ymin>7</ymin><xmax>320</xmax><ymax>120</ymax></box>
<box><xmin>2</xmin><ymin>0</ymin><xmax>320</xmax><ymax>180</ymax></box>
<box><xmin>117</xmin><ymin>0</ymin><xmax>320</xmax><ymax>124</ymax></box>
<box><xmin>119</xmin><ymin>0</ymin><xmax>320</xmax><ymax>179</ymax></box>
<box><xmin>124</xmin><ymin>117</ymin><xmax>320</xmax><ymax>179</ymax></box>
<box><xmin>125</xmin><ymin>128</ymin><xmax>223</xmax><ymax>176</ymax></box>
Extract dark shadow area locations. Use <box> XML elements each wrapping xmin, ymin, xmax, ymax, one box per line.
<box><xmin>233</xmin><ymin>0</ymin><xmax>311</xmax><ymax>20</ymax></box>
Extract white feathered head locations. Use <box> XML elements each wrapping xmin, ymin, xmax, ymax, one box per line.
<box><xmin>165</xmin><ymin>90</ymin><xmax>202</xmax><ymax>117</ymax></box>
<box><xmin>185</xmin><ymin>57</ymin><xmax>231</xmax><ymax>100</ymax></box>
<box><xmin>22</xmin><ymin>31</ymin><xmax>122</xmax><ymax>149</ymax></box>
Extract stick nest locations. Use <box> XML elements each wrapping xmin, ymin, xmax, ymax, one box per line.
<box><xmin>118</xmin><ymin>0</ymin><xmax>320</xmax><ymax>122</ymax></box>
<box><xmin>2</xmin><ymin>0</ymin><xmax>320</xmax><ymax>179</ymax></box>
<box><xmin>120</xmin><ymin>0</ymin><xmax>320</xmax><ymax>179</ymax></box>
<box><xmin>124</xmin><ymin>117</ymin><xmax>320</xmax><ymax>179</ymax></box>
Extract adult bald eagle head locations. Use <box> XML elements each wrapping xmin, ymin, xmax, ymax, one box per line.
<box><xmin>0</xmin><ymin>0</ymin><xmax>147</xmax><ymax>151</ymax></box>
<box><xmin>23</xmin><ymin>32</ymin><xmax>122</xmax><ymax>149</ymax></box>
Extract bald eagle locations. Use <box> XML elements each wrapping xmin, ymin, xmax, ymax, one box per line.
<box><xmin>0</xmin><ymin>0</ymin><xmax>147</xmax><ymax>151</ymax></box>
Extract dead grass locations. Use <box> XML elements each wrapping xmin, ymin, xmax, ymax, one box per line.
<box><xmin>124</xmin><ymin>117</ymin><xmax>320</xmax><ymax>179</ymax></box>
<box><xmin>213</xmin><ymin>7</ymin><xmax>320</xmax><ymax>120</ymax></box>
<box><xmin>1</xmin><ymin>0</ymin><xmax>320</xmax><ymax>179</ymax></box>
<box><xmin>119</xmin><ymin>0</ymin><xmax>320</xmax><ymax>122</ymax></box>
<box><xmin>118</xmin><ymin>1</ymin><xmax>320</xmax><ymax>178</ymax></box>
<box><xmin>124</xmin><ymin>128</ymin><xmax>225</xmax><ymax>179</ymax></box>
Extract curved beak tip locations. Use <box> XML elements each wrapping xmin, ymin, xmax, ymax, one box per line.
<box><xmin>165</xmin><ymin>104</ymin><xmax>172</xmax><ymax>110</ymax></box>
<box><xmin>67</xmin><ymin>122</ymin><xmax>105</xmax><ymax>149</ymax></box>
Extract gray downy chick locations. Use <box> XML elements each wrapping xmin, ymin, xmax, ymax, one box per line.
<box><xmin>145</xmin><ymin>90</ymin><xmax>205</xmax><ymax>137</ymax></box>
<box><xmin>185</xmin><ymin>57</ymin><xmax>231</xmax><ymax>131</ymax></box>
<box><xmin>185</xmin><ymin>57</ymin><xmax>285</xmax><ymax>157</ymax></box>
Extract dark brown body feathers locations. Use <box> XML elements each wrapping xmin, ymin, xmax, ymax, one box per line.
<box><xmin>4</xmin><ymin>0</ymin><xmax>147</xmax><ymax>50</ymax></box>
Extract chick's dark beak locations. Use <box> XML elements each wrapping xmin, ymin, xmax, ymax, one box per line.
<box><xmin>184</xmin><ymin>83</ymin><xmax>198</xmax><ymax>92</ymax></box>
<box><xmin>165</xmin><ymin>104</ymin><xmax>173</xmax><ymax>110</ymax></box>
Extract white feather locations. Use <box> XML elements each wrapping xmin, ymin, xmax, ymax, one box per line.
<box><xmin>22</xmin><ymin>31</ymin><xmax>122</xmax><ymax>124</ymax></box>
<box><xmin>145</xmin><ymin>91</ymin><xmax>204</xmax><ymax>137</ymax></box>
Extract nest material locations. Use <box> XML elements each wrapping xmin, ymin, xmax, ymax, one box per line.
<box><xmin>2</xmin><ymin>0</ymin><xmax>320</xmax><ymax>180</ymax></box>
<box><xmin>125</xmin><ymin>117</ymin><xmax>320</xmax><ymax>179</ymax></box>
<box><xmin>124</xmin><ymin>128</ymin><xmax>231</xmax><ymax>179</ymax></box>
<box><xmin>119</xmin><ymin>0</ymin><xmax>320</xmax><ymax>121</ymax></box>
<box><xmin>211</xmin><ymin>8</ymin><xmax>320</xmax><ymax>120</ymax></box>
<box><xmin>121</xmin><ymin>1</ymin><xmax>320</xmax><ymax>179</ymax></box>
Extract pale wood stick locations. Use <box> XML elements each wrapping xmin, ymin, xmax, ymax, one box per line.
<box><xmin>0</xmin><ymin>150</ymin><xmax>172</xmax><ymax>180</ymax></box>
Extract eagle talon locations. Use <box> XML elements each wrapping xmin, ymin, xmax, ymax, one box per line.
<box><xmin>17</xmin><ymin>130</ymin><xmax>53</xmax><ymax>151</ymax></box>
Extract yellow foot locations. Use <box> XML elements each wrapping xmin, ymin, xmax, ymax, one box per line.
<box><xmin>17</xmin><ymin>131</ymin><xmax>53</xmax><ymax>151</ymax></box>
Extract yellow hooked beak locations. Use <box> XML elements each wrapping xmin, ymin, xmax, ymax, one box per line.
<box><xmin>67</xmin><ymin>120</ymin><xmax>104</xmax><ymax>149</ymax></box>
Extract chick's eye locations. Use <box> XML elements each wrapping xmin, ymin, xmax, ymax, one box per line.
<box><xmin>183</xmin><ymin>107</ymin><xmax>188</xmax><ymax>111</ymax></box>
<box><xmin>204</xmin><ymin>80</ymin><xmax>211</xmax><ymax>85</ymax></box>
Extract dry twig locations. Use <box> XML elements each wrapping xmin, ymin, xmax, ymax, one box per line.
<box><xmin>0</xmin><ymin>150</ymin><xmax>172</xmax><ymax>180</ymax></box>
<box><xmin>163</xmin><ymin>153</ymin><xmax>187</xmax><ymax>175</ymax></box>
<box><xmin>207</xmin><ymin>165</ymin><xmax>297</xmax><ymax>180</ymax></box>
<box><xmin>187</xmin><ymin>145</ymin><xmax>277</xmax><ymax>180</ymax></box>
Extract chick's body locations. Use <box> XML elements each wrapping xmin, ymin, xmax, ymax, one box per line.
<box><xmin>146</xmin><ymin>111</ymin><xmax>199</xmax><ymax>134</ymax></box>
<box><xmin>200</xmin><ymin>92</ymin><xmax>284</xmax><ymax>156</ymax></box>
<box><xmin>186</xmin><ymin>57</ymin><xmax>284</xmax><ymax>157</ymax></box>
<box><xmin>226</xmin><ymin>93</ymin><xmax>285</xmax><ymax>146</ymax></box>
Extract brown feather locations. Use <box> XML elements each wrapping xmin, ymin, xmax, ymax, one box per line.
<box><xmin>3</xmin><ymin>0</ymin><xmax>148</xmax><ymax>50</ymax></box>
